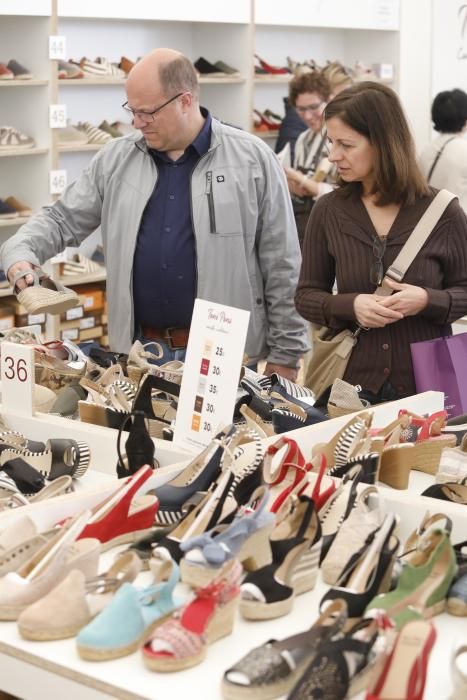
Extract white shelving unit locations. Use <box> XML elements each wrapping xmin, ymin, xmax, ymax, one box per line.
<box><xmin>0</xmin><ymin>0</ymin><xmax>434</xmax><ymax>331</ymax></box>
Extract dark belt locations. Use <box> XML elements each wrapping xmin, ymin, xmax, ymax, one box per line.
<box><xmin>141</xmin><ymin>326</ymin><xmax>190</xmax><ymax>350</ymax></box>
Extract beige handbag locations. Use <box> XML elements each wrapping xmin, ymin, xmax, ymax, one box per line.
<box><xmin>304</xmin><ymin>189</ymin><xmax>456</xmax><ymax>396</ymax></box>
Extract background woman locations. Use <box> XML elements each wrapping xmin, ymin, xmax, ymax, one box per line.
<box><xmin>295</xmin><ymin>81</ymin><xmax>467</xmax><ymax>402</ymax></box>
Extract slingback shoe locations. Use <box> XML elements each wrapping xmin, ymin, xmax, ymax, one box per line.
<box><xmin>13</xmin><ymin>267</ymin><xmax>79</xmax><ymax>315</ymax></box>
<box><xmin>180</xmin><ymin>487</ymin><xmax>274</xmax><ymax>587</ymax></box>
<box><xmin>154</xmin><ymin>426</ymin><xmax>232</xmax><ymax>525</ymax></box>
<box><xmin>76</xmin><ymin>465</ymin><xmax>158</xmax><ymax>551</ymax></box>
<box><xmin>142</xmin><ymin>559</ymin><xmax>242</xmax><ymax>672</ymax></box>
<box><xmin>366</xmin><ymin>620</ymin><xmax>436</xmax><ymax>700</ymax></box>
<box><xmin>365</xmin><ymin>527</ymin><xmax>457</xmax><ymax>628</ymax></box>
<box><xmin>321</xmin><ymin>486</ymin><xmax>385</xmax><ymax>585</ymax></box>
<box><xmin>239</xmin><ymin>493</ymin><xmax>322</xmax><ymax>621</ymax></box>
<box><xmin>17</xmin><ymin>551</ymin><xmax>142</xmax><ymax>641</ymax></box>
<box><xmin>116</xmin><ymin>410</ymin><xmax>160</xmax><ymax>478</ymax></box>
<box><xmin>77</xmin><ymin>559</ymin><xmax>180</xmax><ymax>661</ymax></box>
<box><xmin>318</xmin><ymin>466</ymin><xmax>365</xmax><ymax>562</ymax></box>
<box><xmin>311</xmin><ymin>412</ymin><xmax>374</xmax><ymax>467</ymax></box>
<box><xmin>0</xmin><ymin>511</ymin><xmax>100</xmax><ymax>620</ymax></box>
<box><xmin>151</xmin><ymin>427</ymin><xmax>264</xmax><ymax>566</ymax></box>
<box><xmin>222</xmin><ymin>599</ymin><xmax>348</xmax><ymax>700</ymax></box>
<box><xmin>262</xmin><ymin>436</ymin><xmax>310</xmax><ymax>513</ymax></box>
<box><xmin>320</xmin><ymin>514</ymin><xmax>399</xmax><ymax>627</ymax></box>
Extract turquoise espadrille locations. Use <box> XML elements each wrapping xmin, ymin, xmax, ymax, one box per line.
<box><xmin>76</xmin><ymin>559</ymin><xmax>180</xmax><ymax>660</ymax></box>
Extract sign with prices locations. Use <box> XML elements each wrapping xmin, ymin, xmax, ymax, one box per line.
<box><xmin>1</xmin><ymin>342</ymin><xmax>35</xmax><ymax>416</ymax></box>
<box><xmin>49</xmin><ymin>104</ymin><xmax>67</xmax><ymax>129</ymax></box>
<box><xmin>173</xmin><ymin>298</ymin><xmax>250</xmax><ymax>452</ymax></box>
<box><xmin>49</xmin><ymin>35</ymin><xmax>67</xmax><ymax>61</ymax></box>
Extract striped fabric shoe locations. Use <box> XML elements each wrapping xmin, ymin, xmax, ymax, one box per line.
<box><xmin>0</xmin><ymin>126</ymin><xmax>35</xmax><ymax>149</ymax></box>
<box><xmin>76</xmin><ymin>122</ymin><xmax>112</xmax><ymax>145</ymax></box>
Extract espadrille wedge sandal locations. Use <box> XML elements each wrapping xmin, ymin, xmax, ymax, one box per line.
<box><xmin>14</xmin><ymin>268</ymin><xmax>79</xmax><ymax>315</ymax></box>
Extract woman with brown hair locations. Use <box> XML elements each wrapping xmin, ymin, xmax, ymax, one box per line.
<box><xmin>295</xmin><ymin>81</ymin><xmax>467</xmax><ymax>402</ymax></box>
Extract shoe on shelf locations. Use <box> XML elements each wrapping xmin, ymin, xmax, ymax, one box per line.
<box><xmin>366</xmin><ymin>620</ymin><xmax>436</xmax><ymax>700</ymax></box>
<box><xmin>119</xmin><ymin>56</ymin><xmax>135</xmax><ymax>74</ymax></box>
<box><xmin>194</xmin><ymin>56</ymin><xmax>226</xmax><ymax>76</ymax></box>
<box><xmin>76</xmin><ymin>558</ymin><xmax>180</xmax><ymax>661</ymax></box>
<box><xmin>58</xmin><ymin>122</ymin><xmax>89</xmax><ymax>145</ymax></box>
<box><xmin>0</xmin><ymin>63</ymin><xmax>14</xmax><ymax>79</ymax></box>
<box><xmin>214</xmin><ymin>60</ymin><xmax>240</xmax><ymax>75</ymax></box>
<box><xmin>222</xmin><ymin>599</ymin><xmax>347</xmax><ymax>700</ymax></box>
<box><xmin>76</xmin><ymin>121</ymin><xmax>113</xmax><ymax>145</ymax></box>
<box><xmin>111</xmin><ymin>120</ymin><xmax>137</xmax><ymax>136</ymax></box>
<box><xmin>98</xmin><ymin>120</ymin><xmax>122</xmax><ymax>138</ymax></box>
<box><xmin>7</xmin><ymin>59</ymin><xmax>32</xmax><ymax>79</ymax></box>
<box><xmin>0</xmin><ymin>125</ymin><xmax>35</xmax><ymax>149</ymax></box>
<box><xmin>13</xmin><ymin>267</ymin><xmax>79</xmax><ymax>315</ymax></box>
<box><xmin>17</xmin><ymin>551</ymin><xmax>142</xmax><ymax>641</ymax></box>
<box><xmin>142</xmin><ymin>559</ymin><xmax>242</xmax><ymax>672</ymax></box>
<box><xmin>254</xmin><ymin>54</ymin><xmax>291</xmax><ymax>75</ymax></box>
<box><xmin>0</xmin><ymin>198</ymin><xmax>19</xmax><ymax>219</ymax></box>
<box><xmin>57</xmin><ymin>60</ymin><xmax>84</xmax><ymax>79</ymax></box>
<box><xmin>4</xmin><ymin>195</ymin><xmax>32</xmax><ymax>216</ymax></box>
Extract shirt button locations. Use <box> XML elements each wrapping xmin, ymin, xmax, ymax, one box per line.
<box><xmin>256</xmin><ymin>298</ymin><xmax>263</xmax><ymax>305</ymax></box>
<box><xmin>382</xmin><ymin>343</ymin><xmax>389</xmax><ymax>350</ymax></box>
<box><xmin>161</xmin><ymin>264</ymin><xmax>168</xmax><ymax>270</ymax></box>
<box><xmin>165</xmin><ymin>227</ymin><xmax>171</xmax><ymax>233</ymax></box>
<box><xmin>398</xmin><ymin>386</ymin><xmax>405</xmax><ymax>393</ymax></box>
<box><xmin>383</xmin><ymin>367</ymin><xmax>390</xmax><ymax>375</ymax></box>
<box><xmin>169</xmin><ymin>195</ymin><xmax>175</xmax><ymax>200</ymax></box>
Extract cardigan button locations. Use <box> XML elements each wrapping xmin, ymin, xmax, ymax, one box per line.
<box><xmin>383</xmin><ymin>367</ymin><xmax>390</xmax><ymax>375</ymax></box>
<box><xmin>382</xmin><ymin>343</ymin><xmax>389</xmax><ymax>350</ymax></box>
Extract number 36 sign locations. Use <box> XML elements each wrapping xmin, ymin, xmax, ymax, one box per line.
<box><xmin>1</xmin><ymin>342</ymin><xmax>35</xmax><ymax>415</ymax></box>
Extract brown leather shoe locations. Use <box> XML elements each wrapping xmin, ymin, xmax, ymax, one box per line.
<box><xmin>5</xmin><ymin>196</ymin><xmax>32</xmax><ymax>216</ymax></box>
<box><xmin>119</xmin><ymin>56</ymin><xmax>135</xmax><ymax>75</ymax></box>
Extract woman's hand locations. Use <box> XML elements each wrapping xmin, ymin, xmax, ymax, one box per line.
<box><xmin>376</xmin><ymin>279</ymin><xmax>429</xmax><ymax>316</ymax></box>
<box><xmin>354</xmin><ymin>294</ymin><xmax>403</xmax><ymax>328</ymax></box>
<box><xmin>284</xmin><ymin>167</ymin><xmax>320</xmax><ymax>197</ymax></box>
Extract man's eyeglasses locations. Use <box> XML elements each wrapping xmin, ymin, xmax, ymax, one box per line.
<box><xmin>370</xmin><ymin>235</ymin><xmax>387</xmax><ymax>286</ymax></box>
<box><xmin>295</xmin><ymin>102</ymin><xmax>325</xmax><ymax>115</ymax></box>
<box><xmin>122</xmin><ymin>92</ymin><xmax>185</xmax><ymax>122</ymax></box>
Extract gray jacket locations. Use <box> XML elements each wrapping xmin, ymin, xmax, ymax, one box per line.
<box><xmin>1</xmin><ymin>117</ymin><xmax>309</xmax><ymax>364</ymax></box>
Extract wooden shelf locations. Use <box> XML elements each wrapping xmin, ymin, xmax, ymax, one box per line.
<box><xmin>0</xmin><ymin>147</ymin><xmax>48</xmax><ymax>158</ymax></box>
<box><xmin>58</xmin><ymin>270</ymin><xmax>106</xmax><ymax>286</ymax></box>
<box><xmin>0</xmin><ymin>287</ymin><xmax>14</xmax><ymax>298</ymax></box>
<box><xmin>58</xmin><ymin>77</ymin><xmax>126</xmax><ymax>85</ymax></box>
<box><xmin>254</xmin><ymin>74</ymin><xmax>292</xmax><ymax>83</ymax></box>
<box><xmin>198</xmin><ymin>75</ymin><xmax>245</xmax><ymax>84</ymax></box>
<box><xmin>0</xmin><ymin>216</ymin><xmax>30</xmax><ymax>228</ymax></box>
<box><xmin>0</xmin><ymin>79</ymin><xmax>48</xmax><ymax>87</ymax></box>
<box><xmin>58</xmin><ymin>143</ymin><xmax>105</xmax><ymax>153</ymax></box>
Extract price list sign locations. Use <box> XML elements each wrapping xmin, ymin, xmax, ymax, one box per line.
<box><xmin>173</xmin><ymin>299</ymin><xmax>250</xmax><ymax>452</ymax></box>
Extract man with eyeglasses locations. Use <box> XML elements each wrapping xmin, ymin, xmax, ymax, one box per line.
<box><xmin>282</xmin><ymin>71</ymin><xmax>335</xmax><ymax>247</ymax></box>
<box><xmin>1</xmin><ymin>48</ymin><xmax>308</xmax><ymax>380</ymax></box>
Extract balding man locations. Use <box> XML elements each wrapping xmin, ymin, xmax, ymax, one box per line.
<box><xmin>2</xmin><ymin>49</ymin><xmax>308</xmax><ymax>379</ymax></box>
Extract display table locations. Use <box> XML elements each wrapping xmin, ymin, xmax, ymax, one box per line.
<box><xmin>0</xmin><ymin>390</ymin><xmax>464</xmax><ymax>700</ymax></box>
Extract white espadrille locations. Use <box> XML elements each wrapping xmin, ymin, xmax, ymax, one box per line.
<box><xmin>14</xmin><ymin>268</ymin><xmax>79</xmax><ymax>315</ymax></box>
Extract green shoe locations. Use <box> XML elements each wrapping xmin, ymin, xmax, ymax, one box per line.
<box><xmin>365</xmin><ymin>528</ymin><xmax>457</xmax><ymax>629</ymax></box>
<box><xmin>98</xmin><ymin>120</ymin><xmax>122</xmax><ymax>138</ymax></box>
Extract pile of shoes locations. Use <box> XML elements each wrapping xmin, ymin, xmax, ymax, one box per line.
<box><xmin>58</xmin><ymin>56</ymin><xmax>136</xmax><ymax>79</ymax></box>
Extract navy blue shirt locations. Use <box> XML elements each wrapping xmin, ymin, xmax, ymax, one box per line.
<box><xmin>133</xmin><ymin>110</ymin><xmax>212</xmax><ymax>330</ymax></box>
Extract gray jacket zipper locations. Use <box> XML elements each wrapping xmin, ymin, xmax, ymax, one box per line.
<box><xmin>205</xmin><ymin>170</ymin><xmax>216</xmax><ymax>234</ymax></box>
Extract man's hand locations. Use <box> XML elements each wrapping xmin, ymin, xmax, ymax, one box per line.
<box><xmin>7</xmin><ymin>262</ymin><xmax>37</xmax><ymax>291</ymax></box>
<box><xmin>354</xmin><ymin>294</ymin><xmax>403</xmax><ymax>328</ymax></box>
<box><xmin>376</xmin><ymin>279</ymin><xmax>429</xmax><ymax>317</ymax></box>
<box><xmin>264</xmin><ymin>362</ymin><xmax>298</xmax><ymax>382</ymax></box>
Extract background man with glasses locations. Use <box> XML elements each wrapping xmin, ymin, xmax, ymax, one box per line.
<box><xmin>282</xmin><ymin>71</ymin><xmax>335</xmax><ymax>247</ymax></box>
<box><xmin>1</xmin><ymin>48</ymin><xmax>308</xmax><ymax>379</ymax></box>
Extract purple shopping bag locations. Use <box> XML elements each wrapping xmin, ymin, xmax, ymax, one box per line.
<box><xmin>410</xmin><ymin>333</ymin><xmax>467</xmax><ymax>417</ymax></box>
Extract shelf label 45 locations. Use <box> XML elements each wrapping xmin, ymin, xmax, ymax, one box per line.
<box><xmin>173</xmin><ymin>298</ymin><xmax>250</xmax><ymax>452</ymax></box>
<box><xmin>50</xmin><ymin>104</ymin><xmax>67</xmax><ymax>129</ymax></box>
<box><xmin>1</xmin><ymin>342</ymin><xmax>34</xmax><ymax>417</ymax></box>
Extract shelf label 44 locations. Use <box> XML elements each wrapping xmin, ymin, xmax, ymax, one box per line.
<box><xmin>173</xmin><ymin>298</ymin><xmax>250</xmax><ymax>452</ymax></box>
<box><xmin>49</xmin><ymin>35</ymin><xmax>67</xmax><ymax>61</ymax></box>
<box><xmin>1</xmin><ymin>342</ymin><xmax>34</xmax><ymax>417</ymax></box>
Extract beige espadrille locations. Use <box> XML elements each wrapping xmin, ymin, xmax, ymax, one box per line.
<box><xmin>14</xmin><ymin>268</ymin><xmax>79</xmax><ymax>315</ymax></box>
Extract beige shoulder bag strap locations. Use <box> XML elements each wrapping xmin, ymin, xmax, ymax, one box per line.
<box><xmin>375</xmin><ymin>189</ymin><xmax>457</xmax><ymax>297</ymax></box>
